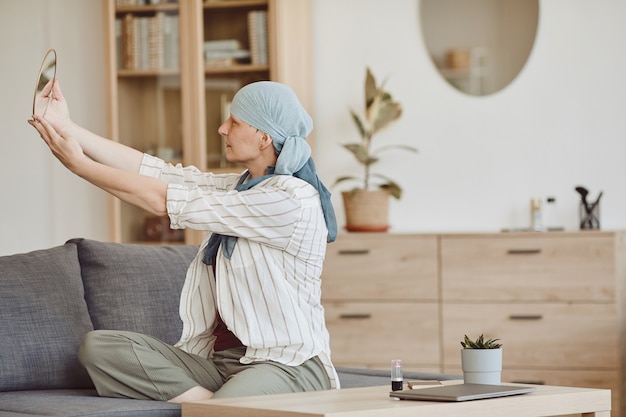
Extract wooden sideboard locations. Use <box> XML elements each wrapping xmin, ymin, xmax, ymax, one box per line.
<box><xmin>321</xmin><ymin>231</ymin><xmax>625</xmax><ymax>417</ymax></box>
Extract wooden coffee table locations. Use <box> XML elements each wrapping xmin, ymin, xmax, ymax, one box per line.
<box><xmin>182</xmin><ymin>382</ymin><xmax>611</xmax><ymax>417</ymax></box>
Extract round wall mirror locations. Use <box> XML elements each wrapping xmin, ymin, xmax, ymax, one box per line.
<box><xmin>420</xmin><ymin>0</ymin><xmax>539</xmax><ymax>96</ymax></box>
<box><xmin>33</xmin><ymin>48</ymin><xmax>57</xmax><ymax>117</ymax></box>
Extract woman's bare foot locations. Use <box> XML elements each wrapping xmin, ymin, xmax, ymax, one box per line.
<box><xmin>168</xmin><ymin>386</ymin><xmax>214</xmax><ymax>403</ymax></box>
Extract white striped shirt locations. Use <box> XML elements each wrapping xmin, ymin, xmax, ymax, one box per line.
<box><xmin>139</xmin><ymin>154</ymin><xmax>339</xmax><ymax>389</ymax></box>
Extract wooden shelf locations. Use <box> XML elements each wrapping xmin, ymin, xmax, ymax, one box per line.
<box><xmin>103</xmin><ymin>0</ymin><xmax>313</xmax><ymax>245</ymax></box>
<box><xmin>116</xmin><ymin>4</ymin><xmax>178</xmax><ymax>13</ymax></box>
<box><xmin>204</xmin><ymin>63</ymin><xmax>269</xmax><ymax>74</ymax></box>
<box><xmin>117</xmin><ymin>69</ymin><xmax>180</xmax><ymax>77</ymax></box>
<box><xmin>203</xmin><ymin>0</ymin><xmax>267</xmax><ymax>9</ymax></box>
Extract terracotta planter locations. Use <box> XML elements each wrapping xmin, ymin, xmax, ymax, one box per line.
<box><xmin>341</xmin><ymin>189</ymin><xmax>390</xmax><ymax>232</ymax></box>
<box><xmin>461</xmin><ymin>348</ymin><xmax>502</xmax><ymax>385</ymax></box>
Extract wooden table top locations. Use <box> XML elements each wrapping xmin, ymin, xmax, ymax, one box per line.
<box><xmin>182</xmin><ymin>382</ymin><xmax>611</xmax><ymax>417</ymax></box>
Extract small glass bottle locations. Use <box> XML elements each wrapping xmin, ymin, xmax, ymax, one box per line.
<box><xmin>391</xmin><ymin>359</ymin><xmax>403</xmax><ymax>391</ymax></box>
<box><xmin>530</xmin><ymin>198</ymin><xmax>544</xmax><ymax>231</ymax></box>
<box><xmin>544</xmin><ymin>196</ymin><xmax>557</xmax><ymax>231</ymax></box>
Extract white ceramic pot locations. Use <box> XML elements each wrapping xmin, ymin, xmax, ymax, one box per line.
<box><xmin>461</xmin><ymin>348</ymin><xmax>502</xmax><ymax>385</ymax></box>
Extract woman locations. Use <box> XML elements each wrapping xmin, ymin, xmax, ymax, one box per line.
<box><xmin>28</xmin><ymin>80</ymin><xmax>339</xmax><ymax>402</ymax></box>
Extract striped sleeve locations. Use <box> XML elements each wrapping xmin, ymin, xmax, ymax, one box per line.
<box><xmin>166</xmin><ymin>176</ymin><xmax>313</xmax><ymax>250</ymax></box>
<box><xmin>139</xmin><ymin>153</ymin><xmax>242</xmax><ymax>191</ymax></box>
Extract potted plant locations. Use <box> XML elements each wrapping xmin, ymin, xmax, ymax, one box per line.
<box><xmin>460</xmin><ymin>334</ymin><xmax>503</xmax><ymax>385</ymax></box>
<box><xmin>334</xmin><ymin>67</ymin><xmax>418</xmax><ymax>232</ymax></box>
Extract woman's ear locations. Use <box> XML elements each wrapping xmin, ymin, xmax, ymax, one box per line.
<box><xmin>259</xmin><ymin>133</ymin><xmax>273</xmax><ymax>150</ymax></box>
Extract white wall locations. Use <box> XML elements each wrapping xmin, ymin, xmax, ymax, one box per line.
<box><xmin>313</xmin><ymin>0</ymin><xmax>626</xmax><ymax>234</ymax></box>
<box><xmin>0</xmin><ymin>1</ymin><xmax>108</xmax><ymax>255</ymax></box>
<box><xmin>1</xmin><ymin>0</ymin><xmax>625</xmax><ymax>255</ymax></box>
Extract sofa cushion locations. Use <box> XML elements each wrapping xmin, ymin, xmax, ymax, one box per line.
<box><xmin>0</xmin><ymin>243</ymin><xmax>94</xmax><ymax>391</ymax></box>
<box><xmin>71</xmin><ymin>239</ymin><xmax>198</xmax><ymax>345</ymax></box>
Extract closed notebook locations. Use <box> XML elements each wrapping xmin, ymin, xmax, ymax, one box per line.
<box><xmin>389</xmin><ymin>383</ymin><xmax>536</xmax><ymax>402</ymax></box>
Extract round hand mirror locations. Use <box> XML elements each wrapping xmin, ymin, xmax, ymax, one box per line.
<box><xmin>32</xmin><ymin>48</ymin><xmax>57</xmax><ymax>117</ymax></box>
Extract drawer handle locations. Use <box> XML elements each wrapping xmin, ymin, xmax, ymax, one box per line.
<box><xmin>511</xmin><ymin>380</ymin><xmax>545</xmax><ymax>385</ymax></box>
<box><xmin>509</xmin><ymin>314</ymin><xmax>543</xmax><ymax>321</ymax></box>
<box><xmin>339</xmin><ymin>313</ymin><xmax>372</xmax><ymax>319</ymax></box>
<box><xmin>338</xmin><ymin>249</ymin><xmax>370</xmax><ymax>255</ymax></box>
<box><xmin>507</xmin><ymin>249</ymin><xmax>542</xmax><ymax>255</ymax></box>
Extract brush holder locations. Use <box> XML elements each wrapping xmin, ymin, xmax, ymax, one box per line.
<box><xmin>579</xmin><ymin>201</ymin><xmax>600</xmax><ymax>230</ymax></box>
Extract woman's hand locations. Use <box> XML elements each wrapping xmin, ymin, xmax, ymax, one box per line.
<box><xmin>34</xmin><ymin>79</ymin><xmax>71</xmax><ymax>134</ymax></box>
<box><xmin>28</xmin><ymin>114</ymin><xmax>86</xmax><ymax>173</ymax></box>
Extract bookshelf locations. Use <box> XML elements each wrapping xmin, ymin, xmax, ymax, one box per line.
<box><xmin>102</xmin><ymin>0</ymin><xmax>312</xmax><ymax>245</ymax></box>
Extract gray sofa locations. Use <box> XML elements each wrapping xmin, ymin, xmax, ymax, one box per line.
<box><xmin>0</xmin><ymin>238</ymin><xmax>457</xmax><ymax>417</ymax></box>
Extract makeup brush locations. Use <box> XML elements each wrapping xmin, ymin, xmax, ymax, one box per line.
<box><xmin>575</xmin><ymin>186</ymin><xmax>590</xmax><ymax>215</ymax></box>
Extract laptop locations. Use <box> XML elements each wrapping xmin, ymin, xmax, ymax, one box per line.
<box><xmin>389</xmin><ymin>383</ymin><xmax>536</xmax><ymax>402</ymax></box>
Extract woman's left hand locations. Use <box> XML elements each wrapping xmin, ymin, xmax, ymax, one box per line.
<box><xmin>34</xmin><ymin>79</ymin><xmax>72</xmax><ymax>134</ymax></box>
<box><xmin>28</xmin><ymin>114</ymin><xmax>86</xmax><ymax>173</ymax></box>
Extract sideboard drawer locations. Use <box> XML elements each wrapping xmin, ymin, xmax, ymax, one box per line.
<box><xmin>442</xmin><ymin>303</ymin><xmax>619</xmax><ymax>369</ymax></box>
<box><xmin>322</xmin><ymin>234</ymin><xmax>438</xmax><ymax>300</ymax></box>
<box><xmin>503</xmin><ymin>369</ymin><xmax>620</xmax><ymax>417</ymax></box>
<box><xmin>325</xmin><ymin>301</ymin><xmax>440</xmax><ymax>368</ymax></box>
<box><xmin>503</xmin><ymin>369</ymin><xmax>619</xmax><ymax>389</ymax></box>
<box><xmin>440</xmin><ymin>367</ymin><xmax>618</xmax><ymax>389</ymax></box>
<box><xmin>441</xmin><ymin>234</ymin><xmax>616</xmax><ymax>302</ymax></box>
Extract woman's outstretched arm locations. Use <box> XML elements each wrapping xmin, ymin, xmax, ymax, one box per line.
<box><xmin>29</xmin><ymin>115</ymin><xmax>167</xmax><ymax>216</ymax></box>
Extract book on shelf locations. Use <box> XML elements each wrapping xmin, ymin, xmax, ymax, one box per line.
<box><xmin>148</xmin><ymin>12</ymin><xmax>164</xmax><ymax>69</ymax></box>
<box><xmin>204</xmin><ymin>39</ymin><xmax>241</xmax><ymax>52</ymax></box>
<box><xmin>205</xmin><ymin>57</ymin><xmax>236</xmax><ymax>68</ymax></box>
<box><xmin>247</xmin><ymin>10</ymin><xmax>268</xmax><ymax>65</ymax></box>
<box><xmin>132</xmin><ymin>16</ymin><xmax>149</xmax><ymax>69</ymax></box>
<box><xmin>116</xmin><ymin>12</ymin><xmax>178</xmax><ymax>70</ymax></box>
<box><xmin>121</xmin><ymin>14</ymin><xmax>133</xmax><ymax>69</ymax></box>
<box><xmin>115</xmin><ymin>18</ymin><xmax>123</xmax><ymax>69</ymax></box>
<box><xmin>203</xmin><ymin>39</ymin><xmax>250</xmax><ymax>68</ymax></box>
<box><xmin>163</xmin><ymin>13</ymin><xmax>178</xmax><ymax>69</ymax></box>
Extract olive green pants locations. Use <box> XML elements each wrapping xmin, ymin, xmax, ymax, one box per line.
<box><xmin>78</xmin><ymin>330</ymin><xmax>331</xmax><ymax>401</ymax></box>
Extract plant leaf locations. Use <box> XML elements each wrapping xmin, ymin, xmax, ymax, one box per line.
<box><xmin>350</xmin><ymin>110</ymin><xmax>368</xmax><ymax>139</ymax></box>
<box><xmin>370</xmin><ymin>173</ymin><xmax>402</xmax><ymax>199</ymax></box>
<box><xmin>374</xmin><ymin>144</ymin><xmax>418</xmax><ymax>154</ymax></box>
<box><xmin>342</xmin><ymin>143</ymin><xmax>371</xmax><ymax>165</ymax></box>
<box><xmin>371</xmin><ymin>101</ymin><xmax>402</xmax><ymax>133</ymax></box>
<box><xmin>364</xmin><ymin>67</ymin><xmax>377</xmax><ymax>111</ymax></box>
<box><xmin>332</xmin><ymin>176</ymin><xmax>364</xmax><ymax>189</ymax></box>
<box><xmin>380</xmin><ymin>182</ymin><xmax>402</xmax><ymax>200</ymax></box>
<box><xmin>462</xmin><ymin>334</ymin><xmax>503</xmax><ymax>349</ymax></box>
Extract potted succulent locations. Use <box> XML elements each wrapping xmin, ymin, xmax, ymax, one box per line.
<box><xmin>334</xmin><ymin>67</ymin><xmax>418</xmax><ymax>232</ymax></box>
<box><xmin>460</xmin><ymin>334</ymin><xmax>503</xmax><ymax>385</ymax></box>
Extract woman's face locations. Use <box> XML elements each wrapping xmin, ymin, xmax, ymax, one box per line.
<box><xmin>218</xmin><ymin>114</ymin><xmax>264</xmax><ymax>164</ymax></box>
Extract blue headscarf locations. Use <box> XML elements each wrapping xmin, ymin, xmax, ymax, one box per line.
<box><xmin>202</xmin><ymin>82</ymin><xmax>337</xmax><ymax>265</ymax></box>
